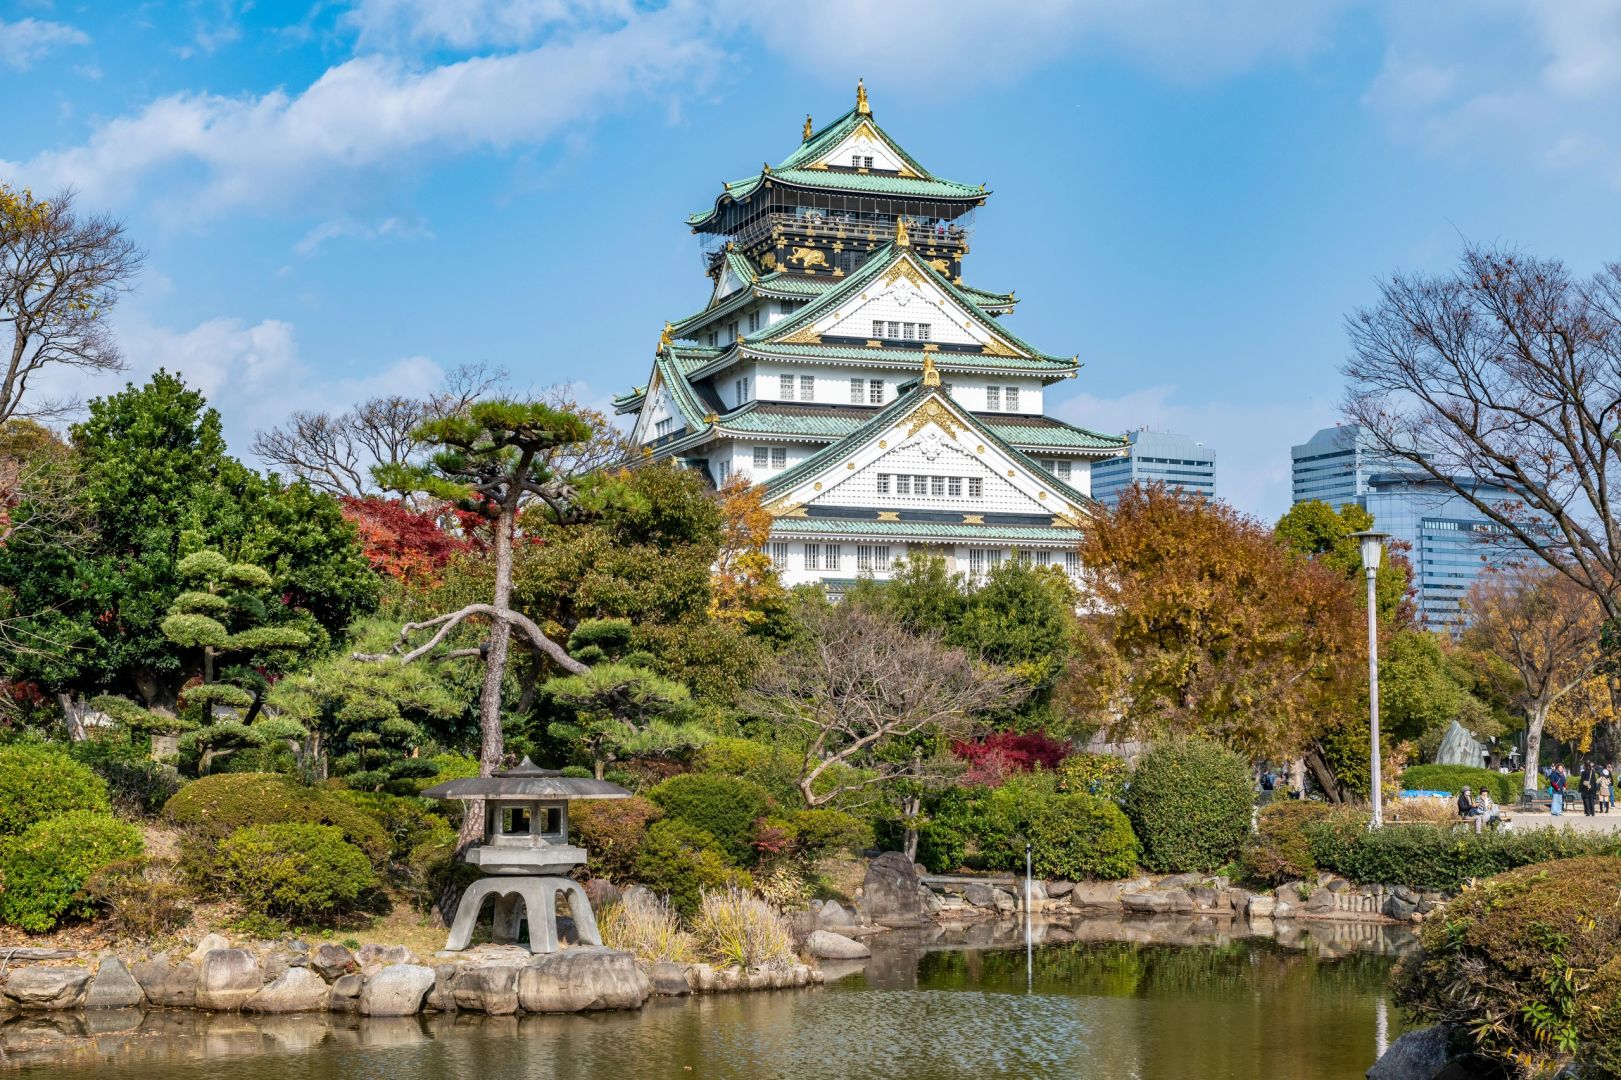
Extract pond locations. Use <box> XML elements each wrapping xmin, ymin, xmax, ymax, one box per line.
<box><xmin>6</xmin><ymin>916</ymin><xmax>1414</xmax><ymax>1079</ymax></box>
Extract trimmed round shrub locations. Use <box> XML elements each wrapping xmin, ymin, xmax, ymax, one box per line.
<box><xmin>787</xmin><ymin>808</ymin><xmax>873</xmax><ymax>862</ymax></box>
<box><xmin>216</xmin><ymin>823</ymin><xmax>378</xmax><ymax>925</ymax></box>
<box><xmin>1124</xmin><ymin>741</ymin><xmax>1254</xmax><ymax>873</ymax></box>
<box><xmin>163</xmin><ymin>772</ymin><xmax>388</xmax><ymax>864</ymax></box>
<box><xmin>0</xmin><ymin>744</ymin><xmax>109</xmax><ymax>837</ymax></box>
<box><xmin>916</xmin><ymin>822</ymin><xmax>968</xmax><ymax>874</ymax></box>
<box><xmin>0</xmin><ymin>810</ymin><xmax>143</xmax><ymax>931</ymax></box>
<box><xmin>693</xmin><ymin>738</ymin><xmax>802</xmax><ymax>805</ymax></box>
<box><xmin>1242</xmin><ymin>801</ymin><xmax>1337</xmax><ymax>885</ymax></box>
<box><xmin>633</xmin><ymin>819</ymin><xmax>751</xmax><ymax>916</ymax></box>
<box><xmin>1056</xmin><ymin>751</ymin><xmax>1132</xmax><ymax>802</ymax></box>
<box><xmin>571</xmin><ymin>796</ymin><xmax>663</xmax><ymax>882</ymax></box>
<box><xmin>333</xmin><ymin>791</ymin><xmax>452</xmax><ymax>865</ymax></box>
<box><xmin>1395</xmin><ymin>856</ymin><xmax>1621</xmax><ymax>1075</ymax></box>
<box><xmin>1028</xmin><ymin>794</ymin><xmax>1140</xmax><ymax>880</ymax></box>
<box><xmin>647</xmin><ymin>773</ymin><xmax>774</xmax><ymax>865</ymax></box>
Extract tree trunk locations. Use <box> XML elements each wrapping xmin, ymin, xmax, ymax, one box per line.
<box><xmin>58</xmin><ymin>694</ymin><xmax>87</xmax><ymax>742</ymax></box>
<box><xmin>1304</xmin><ymin>749</ymin><xmax>1345</xmax><ymax>804</ymax></box>
<box><xmin>902</xmin><ymin>794</ymin><xmax>921</xmax><ymax>862</ymax></box>
<box><xmin>460</xmin><ymin>504</ymin><xmax>516</xmax><ymax>849</ymax></box>
<box><xmin>1523</xmin><ymin>701</ymin><xmax>1548</xmax><ymax>797</ymax></box>
<box><xmin>203</xmin><ymin>645</ymin><xmax>214</xmax><ymax>684</ymax></box>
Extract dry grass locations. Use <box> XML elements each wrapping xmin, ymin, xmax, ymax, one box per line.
<box><xmin>1388</xmin><ymin>796</ymin><xmax>1460</xmax><ymax>825</ymax></box>
<box><xmin>691</xmin><ymin>887</ymin><xmax>795</xmax><ymax>970</ymax></box>
<box><xmin>599</xmin><ymin>895</ymin><xmax>698</xmax><ymax>964</ymax></box>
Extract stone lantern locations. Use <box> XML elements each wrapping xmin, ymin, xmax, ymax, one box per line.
<box><xmin>423</xmin><ymin>758</ymin><xmax>629</xmax><ymax>954</ymax></box>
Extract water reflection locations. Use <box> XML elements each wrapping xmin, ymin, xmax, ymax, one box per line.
<box><xmin>5</xmin><ymin>916</ymin><xmax>1414</xmax><ymax>1080</ymax></box>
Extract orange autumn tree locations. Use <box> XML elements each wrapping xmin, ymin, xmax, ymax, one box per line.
<box><xmin>1464</xmin><ymin>566</ymin><xmax>1604</xmax><ymax>783</ymax></box>
<box><xmin>708</xmin><ymin>476</ymin><xmax>788</xmax><ymax>626</ymax></box>
<box><xmin>1067</xmin><ymin>484</ymin><xmax>1366</xmax><ymax>772</ymax></box>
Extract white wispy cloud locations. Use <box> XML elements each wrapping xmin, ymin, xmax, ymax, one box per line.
<box><xmin>3</xmin><ymin>6</ymin><xmax>720</xmax><ymax>216</ymax></box>
<box><xmin>1054</xmin><ymin>384</ymin><xmax>1338</xmax><ymax>519</ymax></box>
<box><xmin>294</xmin><ymin>215</ymin><xmax>434</xmax><ymax>255</ymax></box>
<box><xmin>347</xmin><ymin>0</ymin><xmax>640</xmax><ymax>50</ymax></box>
<box><xmin>0</xmin><ymin>17</ymin><xmax>89</xmax><ymax>71</ymax></box>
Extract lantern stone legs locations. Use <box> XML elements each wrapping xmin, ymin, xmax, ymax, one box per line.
<box><xmin>446</xmin><ymin>876</ymin><xmax>602</xmax><ymax>954</ymax></box>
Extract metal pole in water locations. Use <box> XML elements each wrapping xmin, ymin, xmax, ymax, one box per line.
<box><xmin>1375</xmin><ymin>994</ymin><xmax>1389</xmax><ymax>1059</ymax></box>
<box><xmin>1025</xmin><ymin>841</ymin><xmax>1033</xmax><ymax>992</ymax></box>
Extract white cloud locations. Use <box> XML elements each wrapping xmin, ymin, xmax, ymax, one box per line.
<box><xmin>1053</xmin><ymin>384</ymin><xmax>1338</xmax><ymax>519</ymax></box>
<box><xmin>0</xmin><ymin>17</ymin><xmax>88</xmax><ymax>71</ymax></box>
<box><xmin>294</xmin><ymin>215</ymin><xmax>434</xmax><ymax>255</ymax></box>
<box><xmin>1364</xmin><ymin>0</ymin><xmax>1621</xmax><ymax>184</ymax></box>
<box><xmin>4</xmin><ymin>6</ymin><xmax>720</xmax><ymax>215</ymax></box>
<box><xmin>348</xmin><ymin>0</ymin><xmax>639</xmax><ymax>50</ymax></box>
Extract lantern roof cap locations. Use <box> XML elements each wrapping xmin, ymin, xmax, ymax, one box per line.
<box><xmin>421</xmin><ymin>757</ymin><xmax>630</xmax><ymax>801</ymax></box>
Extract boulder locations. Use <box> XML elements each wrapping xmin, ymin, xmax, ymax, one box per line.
<box><xmin>359</xmin><ymin>964</ymin><xmax>435</xmax><ymax>1017</ymax></box>
<box><xmin>805</xmin><ymin>931</ymin><xmax>872</xmax><ymax>960</ymax></box>
<box><xmin>187</xmin><ymin>933</ymin><xmax>230</xmax><ymax>965</ymax></box>
<box><xmin>646</xmin><ymin>961</ymin><xmax>693</xmax><ymax>996</ymax></box>
<box><xmin>1392</xmin><ymin>884</ymin><xmax>1418</xmax><ymax>904</ymax></box>
<box><xmin>1045</xmin><ymin>880</ymin><xmax>1075</xmax><ymax>899</ymax></box>
<box><xmin>1367</xmin><ymin>1024</ymin><xmax>1452</xmax><ymax>1080</ymax></box>
<box><xmin>1383</xmin><ymin>894</ymin><xmax>1419</xmax><ymax>922</ymax></box>
<box><xmin>131</xmin><ymin>958</ymin><xmax>198</xmax><ymax>1008</ymax></box>
<box><xmin>83</xmin><ymin>958</ymin><xmax>146</xmax><ymax>1010</ymax></box>
<box><xmin>196</xmin><ymin>948</ymin><xmax>262</xmax><ymax>1011</ymax></box>
<box><xmin>1273</xmin><ymin>900</ymin><xmax>1297</xmax><ymax>919</ymax></box>
<box><xmin>1158</xmin><ymin>873</ymin><xmax>1201</xmax><ymax>889</ymax></box>
<box><xmin>583</xmin><ymin>878</ymin><xmax>620</xmax><ymax>912</ymax></box>
<box><xmin>862</xmin><ymin>851</ymin><xmax>923</xmax><ymax>927</ymax></box>
<box><xmin>1068</xmin><ymin>881</ymin><xmax>1124</xmax><ymax>909</ymax></box>
<box><xmin>328</xmin><ymin>973</ymin><xmax>364</xmax><ymax>1013</ymax></box>
<box><xmin>1120</xmin><ymin>891</ymin><xmax>1172</xmax><ymax>914</ymax></box>
<box><xmin>425</xmin><ymin>963</ymin><xmax>459</xmax><ymax>1012</ymax></box>
<box><xmin>310</xmin><ymin>943</ymin><xmax>356</xmax><ymax>982</ymax></box>
<box><xmin>619</xmin><ymin>885</ymin><xmax>663</xmax><ymax>915</ymax></box>
<box><xmin>1305</xmin><ymin>888</ymin><xmax>1338</xmax><ymax>914</ymax></box>
<box><xmin>1246</xmin><ymin>895</ymin><xmax>1277</xmax><ymax>919</ymax></box>
<box><xmin>261</xmin><ymin>951</ymin><xmax>292</xmax><ymax>984</ymax></box>
<box><xmin>517</xmin><ymin>947</ymin><xmax>650</xmax><ymax>1013</ymax></box>
<box><xmin>243</xmin><ymin>968</ymin><xmax>330</xmax><ymax>1014</ymax></box>
<box><xmin>817</xmin><ymin>900</ymin><xmax>859</xmax><ymax>930</ymax></box>
<box><xmin>452</xmin><ymin>964</ymin><xmax>521</xmax><ymax>1015</ymax></box>
<box><xmin>1277</xmin><ymin>883</ymin><xmax>1304</xmax><ymax>906</ymax></box>
<box><xmin>357</xmin><ymin>944</ymin><xmax>415</xmax><ymax>973</ymax></box>
<box><xmin>1190</xmin><ymin>887</ymin><xmax>1225</xmax><ymax>912</ymax></box>
<box><xmin>963</xmin><ymin>883</ymin><xmax>1000</xmax><ymax>908</ymax></box>
<box><xmin>2</xmin><ymin>966</ymin><xmax>91</xmax><ymax>1009</ymax></box>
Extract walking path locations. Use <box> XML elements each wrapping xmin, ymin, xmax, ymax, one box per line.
<box><xmin>1510</xmin><ymin>810</ymin><xmax>1621</xmax><ymax>833</ymax></box>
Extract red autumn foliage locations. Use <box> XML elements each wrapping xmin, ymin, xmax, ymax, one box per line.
<box><xmin>953</xmin><ymin>730</ymin><xmax>1071</xmax><ymax>786</ymax></box>
<box><xmin>340</xmin><ymin>496</ymin><xmax>474</xmax><ymax>587</ymax></box>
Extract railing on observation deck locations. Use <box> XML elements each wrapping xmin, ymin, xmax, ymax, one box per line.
<box><xmin>722</xmin><ymin>213</ymin><xmax>971</xmax><ymax>254</ymax></box>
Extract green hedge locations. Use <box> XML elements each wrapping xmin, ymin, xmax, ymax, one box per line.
<box><xmin>632</xmin><ymin>819</ymin><xmax>750</xmax><ymax>915</ymax></box>
<box><xmin>217</xmin><ymin>823</ymin><xmax>377</xmax><ymax>925</ymax></box>
<box><xmin>1028</xmin><ymin>794</ymin><xmax>1140</xmax><ymax>880</ymax></box>
<box><xmin>647</xmin><ymin>773</ymin><xmax>774</xmax><ymax>865</ymax></box>
<box><xmin>1242</xmin><ymin>802</ymin><xmax>1337</xmax><ymax>885</ymax></box>
<box><xmin>1124</xmin><ymin>741</ymin><xmax>1254</xmax><ymax>873</ymax></box>
<box><xmin>1308</xmin><ymin>818</ymin><xmax>1618</xmax><ymax>893</ymax></box>
<box><xmin>921</xmin><ymin>775</ymin><xmax>1138</xmax><ymax>880</ymax></box>
<box><xmin>0</xmin><ymin>744</ymin><xmax>110</xmax><ymax>837</ymax></box>
<box><xmin>1400</xmin><ymin>764</ymin><xmax>1526</xmax><ymax>803</ymax></box>
<box><xmin>0</xmin><ymin>811</ymin><xmax>143</xmax><ymax>931</ymax></box>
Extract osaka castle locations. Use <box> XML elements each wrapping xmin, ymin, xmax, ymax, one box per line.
<box><xmin>614</xmin><ymin>82</ymin><xmax>1127</xmax><ymax>588</ymax></box>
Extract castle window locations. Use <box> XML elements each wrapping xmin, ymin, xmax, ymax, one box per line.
<box><xmin>1065</xmin><ymin>552</ymin><xmax>1081</xmax><ymax>575</ymax></box>
<box><xmin>986</xmin><ymin>386</ymin><xmax>1001</xmax><ymax>411</ymax></box>
<box><xmin>824</xmin><ymin>545</ymin><xmax>841</xmax><ymax>570</ymax></box>
<box><xmin>902</xmin><ymin>323</ymin><xmax>914</xmax><ymax>341</ymax></box>
<box><xmin>747</xmin><ymin>311</ymin><xmax>760</xmax><ymax>333</ymax></box>
<box><xmin>1053</xmin><ymin>460</ymin><xmax>1072</xmax><ymax>480</ymax></box>
<box><xmin>1005</xmin><ymin>386</ymin><xmax>1021</xmax><ymax>411</ymax></box>
<box><xmin>770</xmin><ymin>542</ymin><xmax>788</xmax><ymax>570</ymax></box>
<box><xmin>930</xmin><ymin>476</ymin><xmax>945</xmax><ymax>496</ymax></box>
<box><xmin>804</xmin><ymin>544</ymin><xmax>821</xmax><ymax>570</ymax></box>
<box><xmin>872</xmin><ymin>320</ymin><xmax>884</xmax><ymax>339</ymax></box>
<box><xmin>780</xmin><ymin>374</ymin><xmax>795</xmax><ymax>399</ymax></box>
<box><xmin>968</xmin><ymin>477</ymin><xmax>983</xmax><ymax>498</ymax></box>
<box><xmin>896</xmin><ymin>475</ymin><xmax>911</xmax><ymax>495</ymax></box>
<box><xmin>800</xmin><ymin>375</ymin><xmax>815</xmax><ymax>401</ymax></box>
<box><xmin>876</xmin><ymin>474</ymin><xmax>891</xmax><ymax>494</ymax></box>
<box><xmin>734</xmin><ymin>377</ymin><xmax>750</xmax><ymax>405</ymax></box>
<box><xmin>948</xmin><ymin>477</ymin><xmax>962</xmax><ymax>497</ymax></box>
<box><xmin>771</xmin><ymin>447</ymin><xmax>786</xmax><ymax>468</ymax></box>
<box><xmin>654</xmin><ymin>418</ymin><xmax>672</xmax><ymax>438</ymax></box>
<box><xmin>887</xmin><ymin>321</ymin><xmax>900</xmax><ymax>338</ymax></box>
<box><xmin>857</xmin><ymin>545</ymin><xmax>890</xmax><ymax>572</ymax></box>
<box><xmin>707</xmin><ymin>332</ymin><xmax>717</xmax><ymax>346</ymax></box>
<box><xmin>716</xmin><ymin>461</ymin><xmax>731</xmax><ymax>484</ymax></box>
<box><xmin>969</xmin><ymin>549</ymin><xmax>986</xmax><ymax>576</ymax></box>
<box><xmin>868</xmin><ymin>379</ymin><xmax>884</xmax><ymax>404</ymax></box>
<box><xmin>834</xmin><ymin>250</ymin><xmax>863</xmax><ymax>274</ymax></box>
<box><xmin>850</xmin><ymin>377</ymin><xmax>864</xmax><ymax>403</ymax></box>
<box><xmin>917</xmin><ymin>323</ymin><xmax>931</xmax><ymax>341</ymax></box>
<box><xmin>914</xmin><ymin>474</ymin><xmax>928</xmax><ymax>492</ymax></box>
<box><xmin>778</xmin><ymin>300</ymin><xmax>794</xmax><ymax>314</ymax></box>
<box><xmin>753</xmin><ymin>447</ymin><xmax>769</xmax><ymax>468</ymax></box>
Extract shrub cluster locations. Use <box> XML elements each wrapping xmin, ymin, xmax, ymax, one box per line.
<box><xmin>1399</xmin><ymin>764</ymin><xmax>1526</xmax><ymax>803</ymax></box>
<box><xmin>0</xmin><ymin>810</ymin><xmax>144</xmax><ymax>932</ymax></box>
<box><xmin>647</xmin><ymin>773</ymin><xmax>774</xmax><ymax>865</ymax></box>
<box><xmin>1394</xmin><ymin>856</ymin><xmax>1621</xmax><ymax>1076</ymax></box>
<box><xmin>1055</xmin><ymin>752</ymin><xmax>1132</xmax><ymax>803</ymax></box>
<box><xmin>1308</xmin><ymin>817</ymin><xmax>1617</xmax><ymax>893</ymax></box>
<box><xmin>1124</xmin><ymin>741</ymin><xmax>1253</xmax><ymax>873</ymax></box>
<box><xmin>571</xmin><ymin>797</ymin><xmax>663</xmax><ymax>882</ymax></box>
<box><xmin>69</xmin><ymin>738</ymin><xmax>183</xmax><ymax>818</ymax></box>
<box><xmin>81</xmin><ymin>857</ymin><xmax>193</xmax><ymax>937</ymax></box>
<box><xmin>0</xmin><ymin>744</ymin><xmax>110</xmax><ymax>836</ymax></box>
<box><xmin>1241</xmin><ymin>802</ymin><xmax>1337</xmax><ymax>885</ymax></box>
<box><xmin>920</xmin><ymin>774</ymin><xmax>1139</xmax><ymax>880</ymax></box>
<box><xmin>633</xmin><ymin>819</ymin><xmax>752</xmax><ymax>915</ymax></box>
<box><xmin>164</xmin><ymin>772</ymin><xmax>389</xmax><ymax>866</ymax></box>
<box><xmin>216</xmin><ymin>822</ymin><xmax>378</xmax><ymax>925</ymax></box>
<box><xmin>1027</xmin><ymin>794</ymin><xmax>1140</xmax><ymax>880</ymax></box>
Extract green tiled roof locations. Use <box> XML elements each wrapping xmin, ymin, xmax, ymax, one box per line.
<box><xmin>713</xmin><ymin>404</ymin><xmax>1122</xmax><ymax>453</ymax></box>
<box><xmin>985</xmin><ymin>418</ymin><xmax>1126</xmax><ymax>451</ymax></box>
<box><xmin>770</xmin><ymin>518</ymin><xmax>1081</xmax><ymax>542</ymax></box>
<box><xmin>687</xmin><ymin>105</ymin><xmax>984</xmax><ymax>228</ymax></box>
<box><xmin>744</xmin><ymin>342</ymin><xmax>1076</xmax><ymax>374</ymax></box>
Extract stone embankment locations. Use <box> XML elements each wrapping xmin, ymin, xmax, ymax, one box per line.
<box><xmin>0</xmin><ymin>933</ymin><xmax>819</xmax><ymax>1020</ymax></box>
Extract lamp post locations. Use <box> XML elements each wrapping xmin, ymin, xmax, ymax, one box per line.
<box><xmin>1348</xmin><ymin>528</ymin><xmax>1387</xmax><ymax>823</ymax></box>
<box><xmin>1349</xmin><ymin>530</ymin><xmax>1389</xmax><ymax>828</ymax></box>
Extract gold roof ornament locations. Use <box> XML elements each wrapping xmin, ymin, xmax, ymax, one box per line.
<box><xmin>856</xmin><ymin>78</ymin><xmax>870</xmax><ymax>116</ymax></box>
<box><xmin>803</xmin><ymin>114</ymin><xmax>814</xmax><ymax>140</ymax></box>
<box><xmin>921</xmin><ymin>355</ymin><xmax>940</xmax><ymax>387</ymax></box>
<box><xmin>894</xmin><ymin>216</ymin><xmax>910</xmax><ymax>247</ymax></box>
<box><xmin>658</xmin><ymin>322</ymin><xmax>674</xmax><ymax>350</ymax></box>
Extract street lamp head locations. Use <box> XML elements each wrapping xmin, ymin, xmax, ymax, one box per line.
<box><xmin>1348</xmin><ymin>530</ymin><xmax>1390</xmax><ymax>573</ymax></box>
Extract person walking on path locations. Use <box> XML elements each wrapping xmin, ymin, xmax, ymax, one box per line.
<box><xmin>1604</xmin><ymin>768</ymin><xmax>1614</xmax><ymax>814</ymax></box>
<box><xmin>1581</xmin><ymin>761</ymin><xmax>1599</xmax><ymax>816</ymax></box>
<box><xmin>1551</xmin><ymin>764</ymin><xmax>1567</xmax><ymax>816</ymax></box>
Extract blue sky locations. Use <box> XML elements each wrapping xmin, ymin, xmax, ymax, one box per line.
<box><xmin>5</xmin><ymin>0</ymin><xmax>1621</xmax><ymax>517</ymax></box>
